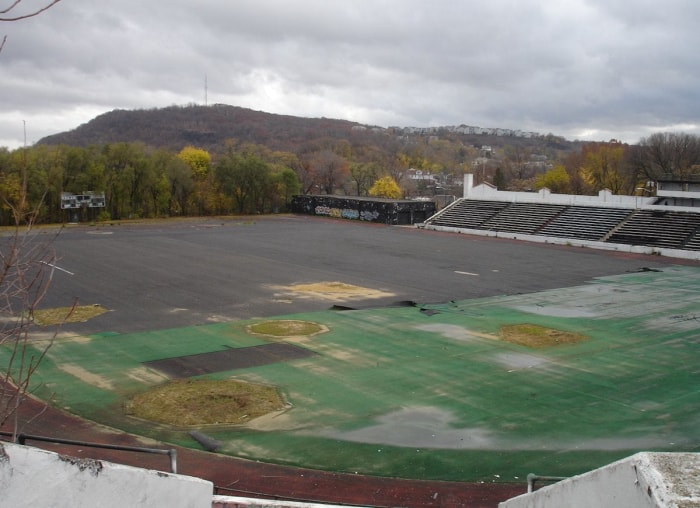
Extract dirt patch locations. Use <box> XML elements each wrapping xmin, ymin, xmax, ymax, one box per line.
<box><xmin>273</xmin><ymin>281</ymin><xmax>394</xmax><ymax>302</ymax></box>
<box><xmin>126</xmin><ymin>378</ymin><xmax>287</xmax><ymax>426</ymax></box>
<box><xmin>33</xmin><ymin>304</ymin><xmax>108</xmax><ymax>326</ymax></box>
<box><xmin>247</xmin><ymin>320</ymin><xmax>328</xmax><ymax>338</ymax></box>
<box><xmin>500</xmin><ymin>324</ymin><xmax>587</xmax><ymax>348</ymax></box>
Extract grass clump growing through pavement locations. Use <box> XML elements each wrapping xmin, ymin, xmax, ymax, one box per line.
<box><xmin>500</xmin><ymin>323</ymin><xmax>586</xmax><ymax>348</ymax></box>
<box><xmin>32</xmin><ymin>304</ymin><xmax>108</xmax><ymax>326</ymax></box>
<box><xmin>126</xmin><ymin>379</ymin><xmax>286</xmax><ymax>426</ymax></box>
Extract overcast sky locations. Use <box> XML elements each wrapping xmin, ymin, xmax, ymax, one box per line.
<box><xmin>2</xmin><ymin>0</ymin><xmax>699</xmax><ymax>149</ymax></box>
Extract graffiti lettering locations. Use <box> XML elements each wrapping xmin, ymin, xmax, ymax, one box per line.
<box><xmin>342</xmin><ymin>208</ymin><xmax>359</xmax><ymax>220</ymax></box>
<box><xmin>314</xmin><ymin>205</ymin><xmax>378</xmax><ymax>222</ymax></box>
<box><xmin>360</xmin><ymin>210</ymin><xmax>380</xmax><ymax>221</ymax></box>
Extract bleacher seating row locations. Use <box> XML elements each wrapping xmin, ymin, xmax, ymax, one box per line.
<box><xmin>607</xmin><ymin>209</ymin><xmax>700</xmax><ymax>249</ymax></box>
<box><xmin>481</xmin><ymin>203</ymin><xmax>566</xmax><ymax>234</ymax></box>
<box><xmin>428</xmin><ymin>199</ymin><xmax>509</xmax><ymax>229</ymax></box>
<box><xmin>425</xmin><ymin>198</ymin><xmax>700</xmax><ymax>251</ymax></box>
<box><xmin>540</xmin><ymin>206</ymin><xmax>633</xmax><ymax>241</ymax></box>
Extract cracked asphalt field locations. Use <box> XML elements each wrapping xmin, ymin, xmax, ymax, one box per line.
<box><xmin>37</xmin><ymin>215</ymin><xmax>692</xmax><ymax>335</ymax></box>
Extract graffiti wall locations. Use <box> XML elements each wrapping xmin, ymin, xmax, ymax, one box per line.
<box><xmin>291</xmin><ymin>195</ymin><xmax>436</xmax><ymax>225</ymax></box>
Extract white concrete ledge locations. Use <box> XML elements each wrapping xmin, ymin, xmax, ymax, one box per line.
<box><xmin>423</xmin><ymin>225</ymin><xmax>700</xmax><ymax>261</ymax></box>
<box><xmin>0</xmin><ymin>441</ymin><xmax>212</xmax><ymax>508</ymax></box>
<box><xmin>212</xmin><ymin>495</ymin><xmax>368</xmax><ymax>508</ymax></box>
<box><xmin>499</xmin><ymin>452</ymin><xmax>700</xmax><ymax>508</ymax></box>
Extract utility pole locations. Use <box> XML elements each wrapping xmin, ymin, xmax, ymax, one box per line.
<box><xmin>204</xmin><ymin>74</ymin><xmax>208</xmax><ymax>106</ymax></box>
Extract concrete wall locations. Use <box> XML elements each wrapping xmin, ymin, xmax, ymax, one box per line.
<box><xmin>291</xmin><ymin>195</ymin><xmax>436</xmax><ymax>225</ymax></box>
<box><xmin>499</xmin><ymin>452</ymin><xmax>700</xmax><ymax>508</ymax></box>
<box><xmin>462</xmin><ymin>174</ymin><xmax>648</xmax><ymax>208</ymax></box>
<box><xmin>0</xmin><ymin>441</ymin><xmax>212</xmax><ymax>508</ymax></box>
<box><xmin>462</xmin><ymin>173</ymin><xmax>700</xmax><ymax>213</ymax></box>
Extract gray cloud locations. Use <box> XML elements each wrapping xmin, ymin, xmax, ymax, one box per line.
<box><xmin>2</xmin><ymin>0</ymin><xmax>700</xmax><ymax>148</ymax></box>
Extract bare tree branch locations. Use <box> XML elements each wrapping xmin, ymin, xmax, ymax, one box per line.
<box><xmin>0</xmin><ymin>0</ymin><xmax>62</xmax><ymax>54</ymax></box>
<box><xmin>0</xmin><ymin>1</ymin><xmax>22</xmax><ymax>16</ymax></box>
<box><xmin>0</xmin><ymin>0</ymin><xmax>62</xmax><ymax>21</ymax></box>
<box><xmin>0</xmin><ymin>0</ymin><xmax>67</xmax><ymax>439</ymax></box>
<box><xmin>0</xmin><ymin>146</ymin><xmax>64</xmax><ymax>439</ymax></box>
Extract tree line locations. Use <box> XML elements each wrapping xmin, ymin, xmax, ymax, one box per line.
<box><xmin>2</xmin><ymin>131</ymin><xmax>700</xmax><ymax>226</ymax></box>
<box><xmin>530</xmin><ymin>133</ymin><xmax>700</xmax><ymax>195</ymax></box>
<box><xmin>0</xmin><ymin>142</ymin><xmax>307</xmax><ymax>225</ymax></box>
<box><xmin>0</xmin><ymin>133</ymin><xmax>468</xmax><ymax>225</ymax></box>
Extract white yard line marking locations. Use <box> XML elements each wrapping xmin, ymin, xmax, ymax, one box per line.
<box><xmin>40</xmin><ymin>261</ymin><xmax>74</xmax><ymax>276</ymax></box>
<box><xmin>455</xmin><ymin>270</ymin><xmax>479</xmax><ymax>276</ymax></box>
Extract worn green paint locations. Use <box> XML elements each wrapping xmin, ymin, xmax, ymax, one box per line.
<box><xmin>5</xmin><ymin>265</ymin><xmax>700</xmax><ymax>482</ymax></box>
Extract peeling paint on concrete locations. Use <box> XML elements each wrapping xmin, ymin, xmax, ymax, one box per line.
<box><xmin>59</xmin><ymin>454</ymin><xmax>103</xmax><ymax>476</ymax></box>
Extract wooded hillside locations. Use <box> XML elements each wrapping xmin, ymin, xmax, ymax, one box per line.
<box><xmin>37</xmin><ymin>104</ymin><xmax>363</xmax><ymax>154</ymax></box>
<box><xmin>37</xmin><ymin>104</ymin><xmax>577</xmax><ymax>157</ymax></box>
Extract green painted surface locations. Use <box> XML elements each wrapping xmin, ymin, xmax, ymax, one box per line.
<box><xmin>6</xmin><ymin>265</ymin><xmax>700</xmax><ymax>482</ymax></box>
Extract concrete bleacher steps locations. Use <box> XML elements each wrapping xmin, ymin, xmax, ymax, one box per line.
<box><xmin>684</xmin><ymin>230</ymin><xmax>700</xmax><ymax>250</ymax></box>
<box><xmin>480</xmin><ymin>203</ymin><xmax>567</xmax><ymax>234</ymax></box>
<box><xmin>428</xmin><ymin>199</ymin><xmax>510</xmax><ymax>228</ymax></box>
<box><xmin>539</xmin><ymin>207</ymin><xmax>633</xmax><ymax>241</ymax></box>
<box><xmin>607</xmin><ymin>210</ymin><xmax>700</xmax><ymax>249</ymax></box>
<box><xmin>423</xmin><ymin>198</ymin><xmax>700</xmax><ymax>255</ymax></box>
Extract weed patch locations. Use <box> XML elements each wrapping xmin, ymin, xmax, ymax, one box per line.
<box><xmin>126</xmin><ymin>378</ymin><xmax>286</xmax><ymax>426</ymax></box>
<box><xmin>500</xmin><ymin>324</ymin><xmax>586</xmax><ymax>348</ymax></box>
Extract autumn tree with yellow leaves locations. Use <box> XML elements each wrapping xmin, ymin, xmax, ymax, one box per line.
<box><xmin>579</xmin><ymin>142</ymin><xmax>627</xmax><ymax>194</ymax></box>
<box><xmin>535</xmin><ymin>165</ymin><xmax>571</xmax><ymax>194</ymax></box>
<box><xmin>177</xmin><ymin>146</ymin><xmax>215</xmax><ymax>214</ymax></box>
<box><xmin>368</xmin><ymin>176</ymin><xmax>402</xmax><ymax>199</ymax></box>
<box><xmin>177</xmin><ymin>146</ymin><xmax>211</xmax><ymax>180</ymax></box>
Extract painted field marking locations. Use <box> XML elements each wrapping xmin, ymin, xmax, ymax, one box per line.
<box><xmin>455</xmin><ymin>270</ymin><xmax>479</xmax><ymax>276</ymax></box>
<box><xmin>40</xmin><ymin>261</ymin><xmax>74</xmax><ymax>276</ymax></box>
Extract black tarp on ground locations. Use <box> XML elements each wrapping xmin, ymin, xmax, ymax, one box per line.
<box><xmin>145</xmin><ymin>343</ymin><xmax>316</xmax><ymax>378</ymax></box>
